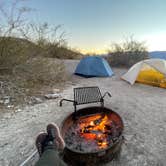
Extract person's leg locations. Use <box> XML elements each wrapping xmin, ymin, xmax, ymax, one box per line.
<box><xmin>35</xmin><ymin>123</ymin><xmax>66</xmax><ymax>166</ymax></box>
<box><xmin>35</xmin><ymin>148</ymin><xmax>66</xmax><ymax>166</ymax></box>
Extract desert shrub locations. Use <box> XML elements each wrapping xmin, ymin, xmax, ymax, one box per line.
<box><xmin>0</xmin><ymin>57</ymin><xmax>66</xmax><ymax>105</ymax></box>
<box><xmin>13</xmin><ymin>57</ymin><xmax>66</xmax><ymax>89</ymax></box>
<box><xmin>107</xmin><ymin>37</ymin><xmax>149</xmax><ymax>67</ymax></box>
<box><xmin>47</xmin><ymin>44</ymin><xmax>82</xmax><ymax>59</ymax></box>
<box><xmin>0</xmin><ymin>37</ymin><xmax>37</xmax><ymax>71</ymax></box>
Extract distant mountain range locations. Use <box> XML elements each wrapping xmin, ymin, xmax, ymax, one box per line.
<box><xmin>149</xmin><ymin>51</ymin><xmax>166</xmax><ymax>59</ymax></box>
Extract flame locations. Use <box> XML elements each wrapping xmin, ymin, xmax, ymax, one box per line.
<box><xmin>90</xmin><ymin>121</ymin><xmax>95</xmax><ymax>126</ymax></box>
<box><xmin>79</xmin><ymin>114</ymin><xmax>114</xmax><ymax>149</ymax></box>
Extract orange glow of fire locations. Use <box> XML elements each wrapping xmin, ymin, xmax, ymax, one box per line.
<box><xmin>79</xmin><ymin>114</ymin><xmax>112</xmax><ymax>149</ymax></box>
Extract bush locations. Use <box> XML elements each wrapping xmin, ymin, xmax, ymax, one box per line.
<box><xmin>107</xmin><ymin>37</ymin><xmax>149</xmax><ymax>67</ymax></box>
<box><xmin>46</xmin><ymin>45</ymin><xmax>82</xmax><ymax>59</ymax></box>
<box><xmin>0</xmin><ymin>37</ymin><xmax>36</xmax><ymax>70</ymax></box>
<box><xmin>13</xmin><ymin>57</ymin><xmax>66</xmax><ymax>89</ymax></box>
<box><xmin>33</xmin><ymin>38</ymin><xmax>82</xmax><ymax>59</ymax></box>
<box><xmin>0</xmin><ymin>51</ymin><xmax>67</xmax><ymax>105</ymax></box>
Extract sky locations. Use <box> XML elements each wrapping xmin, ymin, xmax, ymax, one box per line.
<box><xmin>6</xmin><ymin>0</ymin><xmax>166</xmax><ymax>53</ymax></box>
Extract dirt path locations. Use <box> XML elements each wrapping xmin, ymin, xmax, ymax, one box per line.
<box><xmin>0</xmin><ymin>60</ymin><xmax>166</xmax><ymax>166</ymax></box>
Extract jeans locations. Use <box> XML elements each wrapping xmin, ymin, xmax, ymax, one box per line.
<box><xmin>35</xmin><ymin>148</ymin><xmax>66</xmax><ymax>166</ymax></box>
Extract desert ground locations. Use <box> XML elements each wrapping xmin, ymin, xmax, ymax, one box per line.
<box><xmin>0</xmin><ymin>60</ymin><xmax>166</xmax><ymax>166</ymax></box>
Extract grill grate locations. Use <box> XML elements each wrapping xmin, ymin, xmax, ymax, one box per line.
<box><xmin>74</xmin><ymin>87</ymin><xmax>102</xmax><ymax>105</ymax></box>
<box><xmin>59</xmin><ymin>86</ymin><xmax>111</xmax><ymax>117</ymax></box>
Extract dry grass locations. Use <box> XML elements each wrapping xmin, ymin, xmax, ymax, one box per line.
<box><xmin>36</xmin><ymin>42</ymin><xmax>82</xmax><ymax>59</ymax></box>
<box><xmin>14</xmin><ymin>57</ymin><xmax>66</xmax><ymax>88</ymax></box>
<box><xmin>0</xmin><ymin>57</ymin><xmax>67</xmax><ymax>106</ymax></box>
<box><xmin>0</xmin><ymin>37</ymin><xmax>70</xmax><ymax>107</ymax></box>
<box><xmin>46</xmin><ymin>45</ymin><xmax>82</xmax><ymax>59</ymax></box>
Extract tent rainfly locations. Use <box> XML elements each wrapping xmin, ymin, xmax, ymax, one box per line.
<box><xmin>121</xmin><ymin>59</ymin><xmax>166</xmax><ymax>88</ymax></box>
<box><xmin>75</xmin><ymin>56</ymin><xmax>114</xmax><ymax>77</ymax></box>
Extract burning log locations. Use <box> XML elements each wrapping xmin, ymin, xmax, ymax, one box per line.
<box><xmin>93</xmin><ymin>113</ymin><xmax>105</xmax><ymax>125</ymax></box>
<box><xmin>77</xmin><ymin>113</ymin><xmax>123</xmax><ymax>149</ymax></box>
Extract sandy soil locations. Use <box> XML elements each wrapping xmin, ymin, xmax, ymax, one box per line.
<box><xmin>0</xmin><ymin>60</ymin><xmax>166</xmax><ymax>166</ymax></box>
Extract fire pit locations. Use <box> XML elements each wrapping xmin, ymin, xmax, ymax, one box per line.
<box><xmin>61</xmin><ymin>107</ymin><xmax>123</xmax><ymax>166</ymax></box>
<box><xmin>60</xmin><ymin>87</ymin><xmax>124</xmax><ymax>166</ymax></box>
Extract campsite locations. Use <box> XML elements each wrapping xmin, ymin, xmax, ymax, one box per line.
<box><xmin>0</xmin><ymin>0</ymin><xmax>166</xmax><ymax>166</ymax></box>
<box><xmin>0</xmin><ymin>59</ymin><xmax>166</xmax><ymax>166</ymax></box>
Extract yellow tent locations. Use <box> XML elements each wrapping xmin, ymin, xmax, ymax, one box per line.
<box><xmin>121</xmin><ymin>59</ymin><xmax>166</xmax><ymax>88</ymax></box>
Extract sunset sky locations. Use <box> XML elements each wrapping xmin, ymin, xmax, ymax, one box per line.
<box><xmin>14</xmin><ymin>0</ymin><xmax>166</xmax><ymax>53</ymax></box>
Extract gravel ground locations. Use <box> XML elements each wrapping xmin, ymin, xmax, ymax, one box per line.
<box><xmin>0</xmin><ymin>59</ymin><xmax>166</xmax><ymax>166</ymax></box>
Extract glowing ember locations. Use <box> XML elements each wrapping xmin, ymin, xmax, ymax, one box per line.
<box><xmin>64</xmin><ymin>112</ymin><xmax>123</xmax><ymax>152</ymax></box>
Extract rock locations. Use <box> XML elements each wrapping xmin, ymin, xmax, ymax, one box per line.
<box><xmin>44</xmin><ymin>93</ymin><xmax>60</xmax><ymax>99</ymax></box>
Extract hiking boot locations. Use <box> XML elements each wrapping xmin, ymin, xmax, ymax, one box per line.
<box><xmin>47</xmin><ymin>123</ymin><xmax>65</xmax><ymax>150</ymax></box>
<box><xmin>35</xmin><ymin>132</ymin><xmax>47</xmax><ymax>157</ymax></box>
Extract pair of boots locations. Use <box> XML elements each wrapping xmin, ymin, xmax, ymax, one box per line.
<box><xmin>35</xmin><ymin>123</ymin><xmax>65</xmax><ymax>157</ymax></box>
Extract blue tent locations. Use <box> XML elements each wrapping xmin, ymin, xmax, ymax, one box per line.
<box><xmin>75</xmin><ymin>56</ymin><xmax>114</xmax><ymax>77</ymax></box>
